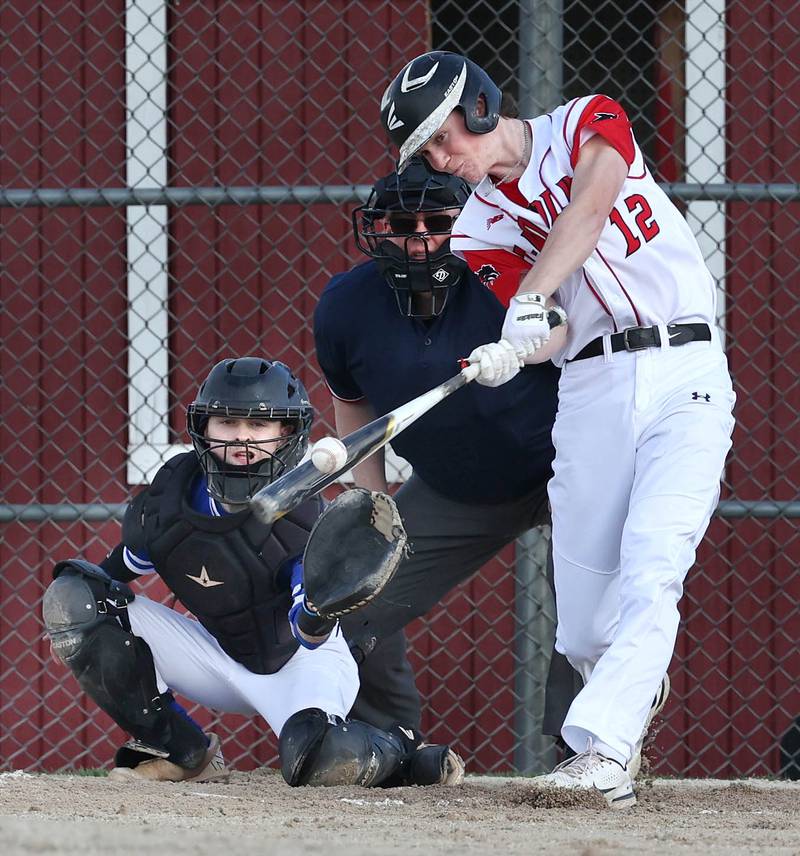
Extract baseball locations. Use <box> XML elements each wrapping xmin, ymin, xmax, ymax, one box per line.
<box><xmin>311</xmin><ymin>436</ymin><xmax>348</xmax><ymax>474</ymax></box>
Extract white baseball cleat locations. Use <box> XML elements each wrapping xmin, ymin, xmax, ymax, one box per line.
<box><xmin>531</xmin><ymin>739</ymin><xmax>636</xmax><ymax>809</ymax></box>
<box><xmin>628</xmin><ymin>673</ymin><xmax>671</xmax><ymax>780</ymax></box>
<box><xmin>109</xmin><ymin>732</ymin><xmax>229</xmax><ymax>783</ymax></box>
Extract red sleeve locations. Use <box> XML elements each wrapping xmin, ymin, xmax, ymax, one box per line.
<box><xmin>460</xmin><ymin>248</ymin><xmax>530</xmax><ymax>308</ymax></box>
<box><xmin>570</xmin><ymin>95</ymin><xmax>634</xmax><ymax>169</ymax></box>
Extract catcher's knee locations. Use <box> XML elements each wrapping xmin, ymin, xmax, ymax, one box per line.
<box><xmin>278</xmin><ymin>708</ymin><xmax>464</xmax><ymax>788</ymax></box>
<box><xmin>278</xmin><ymin>708</ymin><xmax>403</xmax><ymax>788</ymax></box>
<box><xmin>43</xmin><ymin>560</ymin><xmax>135</xmax><ymax>662</ymax></box>
<box><xmin>42</xmin><ymin>561</ymin><xmax>207</xmax><ymax>769</ymax></box>
<box><xmin>43</xmin><ymin>563</ymin><xmax>155</xmax><ymax>726</ymax></box>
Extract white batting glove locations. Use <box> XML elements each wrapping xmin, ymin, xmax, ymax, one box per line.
<box><xmin>501</xmin><ymin>292</ymin><xmax>551</xmax><ymax>359</ymax></box>
<box><xmin>466</xmin><ymin>339</ymin><xmax>523</xmax><ymax>388</ymax></box>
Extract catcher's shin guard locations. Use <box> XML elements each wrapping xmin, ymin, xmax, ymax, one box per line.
<box><xmin>279</xmin><ymin>708</ymin><xmax>464</xmax><ymax>787</ymax></box>
<box><xmin>280</xmin><ymin>708</ymin><xmax>405</xmax><ymax>787</ymax></box>
<box><xmin>383</xmin><ymin>726</ymin><xmax>466</xmax><ymax>787</ymax></box>
<box><xmin>42</xmin><ymin>564</ymin><xmax>208</xmax><ymax>770</ymax></box>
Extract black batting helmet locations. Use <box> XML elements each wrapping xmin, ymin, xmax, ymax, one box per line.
<box><xmin>380</xmin><ymin>51</ymin><xmax>502</xmax><ymax>172</ymax></box>
<box><xmin>187</xmin><ymin>357</ymin><xmax>313</xmax><ymax>506</ymax></box>
<box><xmin>353</xmin><ymin>157</ymin><xmax>470</xmax><ymax>317</ymax></box>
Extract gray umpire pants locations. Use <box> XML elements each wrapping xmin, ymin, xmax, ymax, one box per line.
<box><xmin>342</xmin><ymin>473</ymin><xmax>580</xmax><ymax>736</ymax></box>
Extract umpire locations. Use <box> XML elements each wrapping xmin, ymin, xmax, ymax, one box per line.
<box><xmin>314</xmin><ymin>158</ymin><xmax>579</xmax><ymax>739</ymax></box>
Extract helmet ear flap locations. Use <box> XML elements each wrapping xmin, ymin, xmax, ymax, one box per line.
<box><xmin>461</xmin><ymin>87</ymin><xmax>501</xmax><ymax>135</ymax></box>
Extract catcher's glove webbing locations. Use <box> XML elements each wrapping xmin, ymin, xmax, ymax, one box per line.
<box><xmin>302</xmin><ymin>488</ymin><xmax>407</xmax><ymax>620</ymax></box>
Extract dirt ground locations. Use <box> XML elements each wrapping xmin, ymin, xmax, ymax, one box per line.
<box><xmin>1</xmin><ymin>769</ymin><xmax>798</xmax><ymax>855</ymax></box>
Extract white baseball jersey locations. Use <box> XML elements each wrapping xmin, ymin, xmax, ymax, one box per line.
<box><xmin>450</xmin><ymin>94</ymin><xmax>717</xmax><ymax>364</ymax></box>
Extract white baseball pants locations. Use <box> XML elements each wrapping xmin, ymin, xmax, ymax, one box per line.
<box><xmin>548</xmin><ymin>329</ymin><xmax>735</xmax><ymax>764</ymax></box>
<box><xmin>127</xmin><ymin>596</ymin><xmax>359</xmax><ymax>737</ymax></box>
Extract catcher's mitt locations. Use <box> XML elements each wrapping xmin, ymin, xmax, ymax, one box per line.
<box><xmin>302</xmin><ymin>488</ymin><xmax>407</xmax><ymax>620</ymax></box>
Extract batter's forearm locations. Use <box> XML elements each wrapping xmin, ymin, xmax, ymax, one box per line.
<box><xmin>516</xmin><ymin>137</ymin><xmax>628</xmax><ymax>301</ymax></box>
<box><xmin>516</xmin><ymin>203</ymin><xmax>605</xmax><ymax>299</ymax></box>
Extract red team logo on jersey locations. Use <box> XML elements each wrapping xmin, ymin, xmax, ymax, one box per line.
<box><xmin>486</xmin><ymin>214</ymin><xmax>504</xmax><ymax>229</ymax></box>
<box><xmin>476</xmin><ymin>264</ymin><xmax>500</xmax><ymax>287</ymax></box>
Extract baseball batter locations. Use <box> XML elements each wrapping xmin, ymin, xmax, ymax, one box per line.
<box><xmin>42</xmin><ymin>356</ymin><xmax>463</xmax><ymax>788</ymax></box>
<box><xmin>380</xmin><ymin>51</ymin><xmax>736</xmax><ymax>807</ymax></box>
<box><xmin>316</xmin><ymin>157</ymin><xmax>580</xmax><ymax>744</ymax></box>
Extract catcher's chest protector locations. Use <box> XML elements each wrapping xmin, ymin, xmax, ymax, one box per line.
<box><xmin>127</xmin><ymin>453</ymin><xmax>321</xmax><ymax>674</ymax></box>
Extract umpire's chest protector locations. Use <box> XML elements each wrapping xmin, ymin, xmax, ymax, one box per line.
<box><xmin>126</xmin><ymin>453</ymin><xmax>320</xmax><ymax>675</ymax></box>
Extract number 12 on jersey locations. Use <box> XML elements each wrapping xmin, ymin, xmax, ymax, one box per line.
<box><xmin>608</xmin><ymin>193</ymin><xmax>661</xmax><ymax>257</ymax></box>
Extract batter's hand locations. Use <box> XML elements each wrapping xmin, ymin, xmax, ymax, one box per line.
<box><xmin>466</xmin><ymin>339</ymin><xmax>523</xmax><ymax>387</ymax></box>
<box><xmin>501</xmin><ymin>292</ymin><xmax>551</xmax><ymax>359</ymax></box>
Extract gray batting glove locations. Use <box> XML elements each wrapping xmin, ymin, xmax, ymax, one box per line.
<box><xmin>466</xmin><ymin>339</ymin><xmax>523</xmax><ymax>387</ymax></box>
<box><xmin>501</xmin><ymin>292</ymin><xmax>551</xmax><ymax>359</ymax></box>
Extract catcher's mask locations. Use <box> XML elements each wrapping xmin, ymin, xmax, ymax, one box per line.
<box><xmin>187</xmin><ymin>357</ymin><xmax>313</xmax><ymax>506</ymax></box>
<box><xmin>380</xmin><ymin>51</ymin><xmax>502</xmax><ymax>173</ymax></box>
<box><xmin>353</xmin><ymin>157</ymin><xmax>470</xmax><ymax>318</ymax></box>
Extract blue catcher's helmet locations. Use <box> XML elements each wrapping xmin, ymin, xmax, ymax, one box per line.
<box><xmin>187</xmin><ymin>357</ymin><xmax>313</xmax><ymax>505</ymax></box>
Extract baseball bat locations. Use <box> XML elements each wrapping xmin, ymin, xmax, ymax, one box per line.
<box><xmin>250</xmin><ymin>308</ymin><xmax>565</xmax><ymax>525</ymax></box>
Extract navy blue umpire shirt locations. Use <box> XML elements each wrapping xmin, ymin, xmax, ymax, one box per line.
<box><xmin>313</xmin><ymin>261</ymin><xmax>560</xmax><ymax>505</ymax></box>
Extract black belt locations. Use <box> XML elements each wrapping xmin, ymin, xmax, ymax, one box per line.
<box><xmin>569</xmin><ymin>323</ymin><xmax>711</xmax><ymax>362</ymax></box>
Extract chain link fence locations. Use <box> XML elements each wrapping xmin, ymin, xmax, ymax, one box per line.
<box><xmin>1</xmin><ymin>0</ymin><xmax>798</xmax><ymax>778</ymax></box>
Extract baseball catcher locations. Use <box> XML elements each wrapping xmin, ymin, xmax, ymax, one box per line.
<box><xmin>42</xmin><ymin>356</ymin><xmax>463</xmax><ymax>788</ymax></box>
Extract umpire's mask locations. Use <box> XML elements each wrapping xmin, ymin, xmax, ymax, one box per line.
<box><xmin>353</xmin><ymin>158</ymin><xmax>470</xmax><ymax>319</ymax></box>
